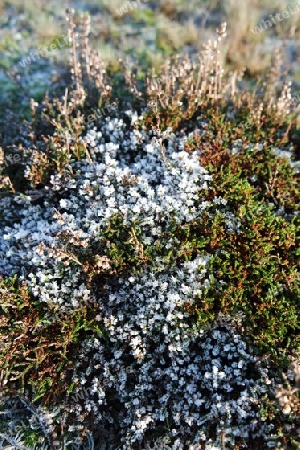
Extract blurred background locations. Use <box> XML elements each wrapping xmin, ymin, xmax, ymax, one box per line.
<box><xmin>1</xmin><ymin>0</ymin><xmax>300</xmax><ymax>119</ymax></box>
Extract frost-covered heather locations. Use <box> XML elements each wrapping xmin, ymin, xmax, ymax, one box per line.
<box><xmin>0</xmin><ymin>114</ymin><xmax>215</xmax><ymax>294</ymax></box>
<box><xmin>65</xmin><ymin>272</ymin><xmax>279</xmax><ymax>448</ymax></box>
<box><xmin>0</xmin><ymin>112</ymin><xmax>296</xmax><ymax>448</ymax></box>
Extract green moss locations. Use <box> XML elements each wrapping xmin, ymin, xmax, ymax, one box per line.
<box><xmin>0</xmin><ymin>276</ymin><xmax>102</xmax><ymax>405</ymax></box>
<box><xmin>189</xmin><ymin>149</ymin><xmax>300</xmax><ymax>365</ymax></box>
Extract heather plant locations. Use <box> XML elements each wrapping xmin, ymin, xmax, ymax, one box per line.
<box><xmin>0</xmin><ymin>9</ymin><xmax>299</xmax><ymax>450</ymax></box>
